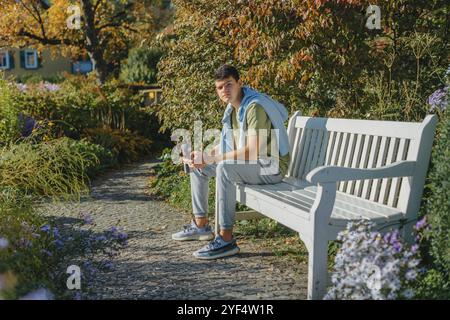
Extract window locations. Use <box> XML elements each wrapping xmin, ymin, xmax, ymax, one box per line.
<box><xmin>0</xmin><ymin>51</ymin><xmax>10</xmax><ymax>69</ymax></box>
<box><xmin>24</xmin><ymin>49</ymin><xmax>38</xmax><ymax>69</ymax></box>
<box><xmin>72</xmin><ymin>59</ymin><xmax>93</xmax><ymax>74</ymax></box>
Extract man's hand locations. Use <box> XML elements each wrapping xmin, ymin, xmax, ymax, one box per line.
<box><xmin>188</xmin><ymin>151</ymin><xmax>209</xmax><ymax>169</ymax></box>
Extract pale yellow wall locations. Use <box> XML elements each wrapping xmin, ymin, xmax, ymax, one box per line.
<box><xmin>3</xmin><ymin>48</ymin><xmax>72</xmax><ymax>79</ymax></box>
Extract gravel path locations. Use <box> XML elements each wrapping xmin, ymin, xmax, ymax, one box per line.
<box><xmin>39</xmin><ymin>158</ymin><xmax>307</xmax><ymax>299</ymax></box>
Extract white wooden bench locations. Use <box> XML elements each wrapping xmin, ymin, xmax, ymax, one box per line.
<box><xmin>214</xmin><ymin>112</ymin><xmax>438</xmax><ymax>299</ymax></box>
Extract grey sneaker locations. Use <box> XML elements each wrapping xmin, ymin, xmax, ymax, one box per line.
<box><xmin>193</xmin><ymin>235</ymin><xmax>240</xmax><ymax>260</ymax></box>
<box><xmin>172</xmin><ymin>220</ymin><xmax>214</xmax><ymax>241</ymax></box>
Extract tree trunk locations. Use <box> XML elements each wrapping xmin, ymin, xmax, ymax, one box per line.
<box><xmin>80</xmin><ymin>0</ymin><xmax>108</xmax><ymax>84</ymax></box>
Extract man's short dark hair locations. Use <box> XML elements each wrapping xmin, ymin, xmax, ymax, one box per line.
<box><xmin>214</xmin><ymin>64</ymin><xmax>240</xmax><ymax>82</ymax></box>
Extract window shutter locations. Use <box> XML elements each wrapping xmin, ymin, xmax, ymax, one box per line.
<box><xmin>9</xmin><ymin>51</ymin><xmax>15</xmax><ymax>69</ymax></box>
<box><xmin>20</xmin><ymin>50</ymin><xmax>25</xmax><ymax>68</ymax></box>
<box><xmin>37</xmin><ymin>52</ymin><xmax>43</xmax><ymax>69</ymax></box>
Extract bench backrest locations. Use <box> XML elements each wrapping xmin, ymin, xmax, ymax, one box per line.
<box><xmin>286</xmin><ymin>112</ymin><xmax>438</xmax><ymax>216</ymax></box>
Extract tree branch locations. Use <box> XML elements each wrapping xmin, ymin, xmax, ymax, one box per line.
<box><xmin>17</xmin><ymin>28</ymin><xmax>80</xmax><ymax>47</ymax></box>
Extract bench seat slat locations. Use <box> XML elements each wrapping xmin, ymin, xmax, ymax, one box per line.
<box><xmin>240</xmin><ymin>182</ymin><xmax>404</xmax><ymax>227</ymax></box>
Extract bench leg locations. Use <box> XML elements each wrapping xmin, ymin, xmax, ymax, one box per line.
<box><xmin>402</xmin><ymin>222</ymin><xmax>415</xmax><ymax>245</ymax></box>
<box><xmin>307</xmin><ymin>239</ymin><xmax>328</xmax><ymax>300</ymax></box>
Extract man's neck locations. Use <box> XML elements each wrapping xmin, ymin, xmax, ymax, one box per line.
<box><xmin>231</xmin><ymin>88</ymin><xmax>244</xmax><ymax>109</ymax></box>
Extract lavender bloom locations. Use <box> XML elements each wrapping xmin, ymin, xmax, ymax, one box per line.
<box><xmin>428</xmin><ymin>87</ymin><xmax>448</xmax><ymax>112</ymax></box>
<box><xmin>103</xmin><ymin>261</ymin><xmax>115</xmax><ymax>271</ymax></box>
<box><xmin>15</xmin><ymin>83</ymin><xmax>28</xmax><ymax>92</ymax></box>
<box><xmin>83</xmin><ymin>215</ymin><xmax>93</xmax><ymax>225</ymax></box>
<box><xmin>94</xmin><ymin>235</ymin><xmax>107</xmax><ymax>242</ymax></box>
<box><xmin>42</xmin><ymin>82</ymin><xmax>60</xmax><ymax>92</ymax></box>
<box><xmin>20</xmin><ymin>288</ymin><xmax>54</xmax><ymax>300</ymax></box>
<box><xmin>40</xmin><ymin>224</ymin><xmax>51</xmax><ymax>233</ymax></box>
<box><xmin>414</xmin><ymin>217</ymin><xmax>427</xmax><ymax>230</ymax></box>
<box><xmin>117</xmin><ymin>232</ymin><xmax>128</xmax><ymax>241</ymax></box>
<box><xmin>0</xmin><ymin>237</ymin><xmax>9</xmax><ymax>249</ymax></box>
<box><xmin>54</xmin><ymin>239</ymin><xmax>64</xmax><ymax>249</ymax></box>
<box><xmin>41</xmin><ymin>249</ymin><xmax>53</xmax><ymax>257</ymax></box>
<box><xmin>324</xmin><ymin>220</ymin><xmax>421</xmax><ymax>300</ymax></box>
<box><xmin>52</xmin><ymin>227</ymin><xmax>60</xmax><ymax>238</ymax></box>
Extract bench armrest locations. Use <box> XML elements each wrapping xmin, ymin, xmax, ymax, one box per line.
<box><xmin>305</xmin><ymin>161</ymin><xmax>416</xmax><ymax>184</ymax></box>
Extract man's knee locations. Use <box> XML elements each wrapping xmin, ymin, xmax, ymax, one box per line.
<box><xmin>216</xmin><ymin>161</ymin><xmax>240</xmax><ymax>181</ymax></box>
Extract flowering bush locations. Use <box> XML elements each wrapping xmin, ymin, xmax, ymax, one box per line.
<box><xmin>325</xmin><ymin>219</ymin><xmax>428</xmax><ymax>300</ymax></box>
<box><xmin>428</xmin><ymin>86</ymin><xmax>448</xmax><ymax>113</ymax></box>
<box><xmin>0</xmin><ymin>206</ymin><xmax>128</xmax><ymax>300</ymax></box>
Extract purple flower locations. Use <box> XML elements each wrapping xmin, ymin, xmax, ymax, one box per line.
<box><xmin>414</xmin><ymin>217</ymin><xmax>427</xmax><ymax>231</ymax></box>
<box><xmin>15</xmin><ymin>83</ymin><xmax>28</xmax><ymax>92</ymax></box>
<box><xmin>94</xmin><ymin>235</ymin><xmax>107</xmax><ymax>242</ymax></box>
<box><xmin>42</xmin><ymin>82</ymin><xmax>60</xmax><ymax>92</ymax></box>
<box><xmin>54</xmin><ymin>239</ymin><xmax>64</xmax><ymax>249</ymax></box>
<box><xmin>103</xmin><ymin>261</ymin><xmax>115</xmax><ymax>271</ymax></box>
<box><xmin>40</xmin><ymin>224</ymin><xmax>51</xmax><ymax>233</ymax></box>
<box><xmin>109</xmin><ymin>226</ymin><xmax>119</xmax><ymax>233</ymax></box>
<box><xmin>117</xmin><ymin>232</ymin><xmax>128</xmax><ymax>241</ymax></box>
<box><xmin>83</xmin><ymin>214</ymin><xmax>93</xmax><ymax>225</ymax></box>
<box><xmin>428</xmin><ymin>87</ymin><xmax>448</xmax><ymax>112</ymax></box>
<box><xmin>41</xmin><ymin>249</ymin><xmax>53</xmax><ymax>257</ymax></box>
<box><xmin>52</xmin><ymin>227</ymin><xmax>60</xmax><ymax>238</ymax></box>
<box><xmin>20</xmin><ymin>288</ymin><xmax>54</xmax><ymax>300</ymax></box>
<box><xmin>0</xmin><ymin>237</ymin><xmax>9</xmax><ymax>249</ymax></box>
<box><xmin>392</xmin><ymin>241</ymin><xmax>403</xmax><ymax>253</ymax></box>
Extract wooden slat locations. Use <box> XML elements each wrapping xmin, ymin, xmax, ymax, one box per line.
<box><xmin>349</xmin><ymin>134</ymin><xmax>364</xmax><ymax>195</ymax></box>
<box><xmin>303</xmin><ymin>129</ymin><xmax>320</xmax><ymax>178</ymax></box>
<box><xmin>251</xmin><ymin>184</ymin><xmax>403</xmax><ymax>223</ymax></box>
<box><xmin>386</xmin><ymin>139</ymin><xmax>409</xmax><ymax>207</ymax></box>
<box><xmin>295</xmin><ymin>116</ymin><xmax>422</xmax><ymax>139</ymax></box>
<box><xmin>336</xmin><ymin>133</ymin><xmax>351</xmax><ymax>191</ymax></box>
<box><xmin>370</xmin><ymin>136</ymin><xmax>389</xmax><ymax>202</ymax></box>
<box><xmin>360</xmin><ymin>135</ymin><xmax>377</xmax><ymax>198</ymax></box>
<box><xmin>341</xmin><ymin>133</ymin><xmax>357</xmax><ymax>192</ymax></box>
<box><xmin>296</xmin><ymin>128</ymin><xmax>313</xmax><ymax>178</ymax></box>
<box><xmin>308</xmin><ymin>129</ymin><xmax>325</xmax><ymax>174</ymax></box>
<box><xmin>391</xmin><ymin>139</ymin><xmax>410</xmax><ymax>207</ymax></box>
<box><xmin>325</xmin><ymin>131</ymin><xmax>337</xmax><ymax>165</ymax></box>
<box><xmin>317</xmin><ymin>131</ymin><xmax>330</xmax><ymax>168</ymax></box>
<box><xmin>292</xmin><ymin>186</ymin><xmax>400</xmax><ymax>218</ymax></box>
<box><xmin>289</xmin><ymin>128</ymin><xmax>305</xmax><ymax>178</ymax></box>
<box><xmin>379</xmin><ymin>137</ymin><xmax>399</xmax><ymax>205</ymax></box>
<box><xmin>331</xmin><ymin>132</ymin><xmax>343</xmax><ymax>166</ymax></box>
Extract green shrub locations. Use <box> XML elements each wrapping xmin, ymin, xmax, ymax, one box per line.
<box><xmin>120</xmin><ymin>46</ymin><xmax>164</xmax><ymax>84</ymax></box>
<box><xmin>83</xmin><ymin>127</ymin><xmax>153</xmax><ymax>164</ymax></box>
<box><xmin>0</xmin><ymin>137</ymin><xmax>97</xmax><ymax>200</ymax></box>
<box><xmin>67</xmin><ymin>139</ymin><xmax>117</xmax><ymax>178</ymax></box>
<box><xmin>0</xmin><ymin>79</ymin><xmax>22</xmax><ymax>145</ymax></box>
<box><xmin>424</xmin><ymin>107</ymin><xmax>450</xmax><ymax>283</ymax></box>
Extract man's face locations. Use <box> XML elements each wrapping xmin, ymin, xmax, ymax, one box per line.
<box><xmin>215</xmin><ymin>76</ymin><xmax>242</xmax><ymax>105</ymax></box>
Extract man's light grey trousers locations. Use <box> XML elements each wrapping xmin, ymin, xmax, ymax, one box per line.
<box><xmin>190</xmin><ymin>160</ymin><xmax>283</xmax><ymax>230</ymax></box>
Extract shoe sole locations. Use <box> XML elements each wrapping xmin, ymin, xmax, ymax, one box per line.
<box><xmin>193</xmin><ymin>247</ymin><xmax>240</xmax><ymax>260</ymax></box>
<box><xmin>172</xmin><ymin>233</ymin><xmax>215</xmax><ymax>241</ymax></box>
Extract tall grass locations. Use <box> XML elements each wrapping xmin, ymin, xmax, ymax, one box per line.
<box><xmin>0</xmin><ymin>137</ymin><xmax>99</xmax><ymax>201</ymax></box>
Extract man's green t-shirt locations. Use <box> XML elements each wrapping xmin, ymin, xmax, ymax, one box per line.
<box><xmin>231</xmin><ymin>103</ymin><xmax>290</xmax><ymax>176</ymax></box>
